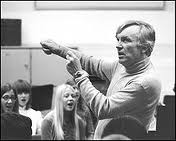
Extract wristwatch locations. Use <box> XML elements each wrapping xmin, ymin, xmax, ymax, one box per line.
<box><xmin>74</xmin><ymin>71</ymin><xmax>84</xmax><ymax>79</ymax></box>
<box><xmin>74</xmin><ymin>70</ymin><xmax>89</xmax><ymax>86</ymax></box>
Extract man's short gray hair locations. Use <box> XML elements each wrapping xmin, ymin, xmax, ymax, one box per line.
<box><xmin>116</xmin><ymin>20</ymin><xmax>155</xmax><ymax>57</ymax></box>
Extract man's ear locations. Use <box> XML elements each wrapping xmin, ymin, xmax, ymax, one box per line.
<box><xmin>141</xmin><ymin>44</ymin><xmax>149</xmax><ymax>54</ymax></box>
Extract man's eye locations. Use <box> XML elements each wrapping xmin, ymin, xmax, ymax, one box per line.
<box><xmin>123</xmin><ymin>38</ymin><xmax>131</xmax><ymax>43</ymax></box>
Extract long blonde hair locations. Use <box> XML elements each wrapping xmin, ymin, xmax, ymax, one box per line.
<box><xmin>53</xmin><ymin>84</ymin><xmax>80</xmax><ymax>140</ymax></box>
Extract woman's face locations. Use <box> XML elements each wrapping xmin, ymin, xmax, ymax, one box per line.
<box><xmin>17</xmin><ymin>92</ymin><xmax>30</xmax><ymax>108</ymax></box>
<box><xmin>1</xmin><ymin>89</ymin><xmax>16</xmax><ymax>112</ymax></box>
<box><xmin>63</xmin><ymin>87</ymin><xmax>79</xmax><ymax>111</ymax></box>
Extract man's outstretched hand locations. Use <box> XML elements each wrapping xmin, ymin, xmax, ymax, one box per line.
<box><xmin>40</xmin><ymin>40</ymin><xmax>83</xmax><ymax>76</ymax></box>
<box><xmin>66</xmin><ymin>51</ymin><xmax>83</xmax><ymax>76</ymax></box>
<box><xmin>40</xmin><ymin>39</ymin><xmax>61</xmax><ymax>55</ymax></box>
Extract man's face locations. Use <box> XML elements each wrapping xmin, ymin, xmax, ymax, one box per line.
<box><xmin>116</xmin><ymin>25</ymin><xmax>144</xmax><ymax>67</ymax></box>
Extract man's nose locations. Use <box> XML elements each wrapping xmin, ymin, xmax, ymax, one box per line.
<box><xmin>116</xmin><ymin>43</ymin><xmax>123</xmax><ymax>50</ymax></box>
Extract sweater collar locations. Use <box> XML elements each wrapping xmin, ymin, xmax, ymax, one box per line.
<box><xmin>124</xmin><ymin>57</ymin><xmax>151</xmax><ymax>74</ymax></box>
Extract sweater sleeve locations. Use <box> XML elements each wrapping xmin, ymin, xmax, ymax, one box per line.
<box><xmin>79</xmin><ymin>78</ymin><xmax>147</xmax><ymax>120</ymax></box>
<box><xmin>55</xmin><ymin>45</ymin><xmax>117</xmax><ymax>82</ymax></box>
<box><xmin>79</xmin><ymin>54</ymin><xmax>117</xmax><ymax>82</ymax></box>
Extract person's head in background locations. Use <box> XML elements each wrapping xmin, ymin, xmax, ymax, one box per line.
<box><xmin>101</xmin><ymin>134</ymin><xmax>131</xmax><ymax>140</ymax></box>
<box><xmin>65</xmin><ymin>78</ymin><xmax>79</xmax><ymax>91</ymax></box>
<box><xmin>116</xmin><ymin>20</ymin><xmax>155</xmax><ymax>67</ymax></box>
<box><xmin>12</xmin><ymin>79</ymin><xmax>32</xmax><ymax>110</ymax></box>
<box><xmin>1</xmin><ymin>83</ymin><xmax>18</xmax><ymax>113</ymax></box>
<box><xmin>65</xmin><ymin>78</ymin><xmax>83</xmax><ymax>109</ymax></box>
<box><xmin>53</xmin><ymin>84</ymin><xmax>80</xmax><ymax>139</ymax></box>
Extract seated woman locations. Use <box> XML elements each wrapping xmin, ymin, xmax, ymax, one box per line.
<box><xmin>1</xmin><ymin>83</ymin><xmax>32</xmax><ymax>140</ymax></box>
<box><xmin>12</xmin><ymin>79</ymin><xmax>43</xmax><ymax>135</ymax></box>
<box><xmin>41</xmin><ymin>84</ymin><xmax>86</xmax><ymax>140</ymax></box>
<box><xmin>66</xmin><ymin>78</ymin><xmax>95</xmax><ymax>140</ymax></box>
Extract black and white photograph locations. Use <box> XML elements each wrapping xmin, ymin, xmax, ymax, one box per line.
<box><xmin>1</xmin><ymin>1</ymin><xmax>175</xmax><ymax>140</ymax></box>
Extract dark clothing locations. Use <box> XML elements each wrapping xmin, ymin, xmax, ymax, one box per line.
<box><xmin>1</xmin><ymin>112</ymin><xmax>32</xmax><ymax>140</ymax></box>
<box><xmin>63</xmin><ymin>118</ymin><xmax>76</xmax><ymax>140</ymax></box>
<box><xmin>77</xmin><ymin>96</ymin><xmax>95</xmax><ymax>139</ymax></box>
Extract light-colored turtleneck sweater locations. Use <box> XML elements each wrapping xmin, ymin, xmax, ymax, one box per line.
<box><xmin>77</xmin><ymin>54</ymin><xmax>161</xmax><ymax>139</ymax></box>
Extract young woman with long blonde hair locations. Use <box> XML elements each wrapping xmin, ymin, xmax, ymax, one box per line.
<box><xmin>41</xmin><ymin>84</ymin><xmax>86</xmax><ymax>140</ymax></box>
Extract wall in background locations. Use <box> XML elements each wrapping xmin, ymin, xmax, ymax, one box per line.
<box><xmin>1</xmin><ymin>1</ymin><xmax>175</xmax><ymax>99</ymax></box>
<box><xmin>1</xmin><ymin>1</ymin><xmax>174</xmax><ymax>45</ymax></box>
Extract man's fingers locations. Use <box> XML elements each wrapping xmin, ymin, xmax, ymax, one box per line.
<box><xmin>66</xmin><ymin>54</ymin><xmax>74</xmax><ymax>62</ymax></box>
<box><xmin>40</xmin><ymin>39</ymin><xmax>54</xmax><ymax>49</ymax></box>
<box><xmin>66</xmin><ymin>51</ymin><xmax>76</xmax><ymax>61</ymax></box>
<box><xmin>40</xmin><ymin>42</ymin><xmax>49</xmax><ymax>50</ymax></box>
<box><xmin>40</xmin><ymin>39</ymin><xmax>53</xmax><ymax>44</ymax></box>
<box><xmin>66</xmin><ymin>59</ymin><xmax>71</xmax><ymax>64</ymax></box>
<box><xmin>67</xmin><ymin>51</ymin><xmax>77</xmax><ymax>59</ymax></box>
<box><xmin>42</xmin><ymin>48</ymin><xmax>52</xmax><ymax>55</ymax></box>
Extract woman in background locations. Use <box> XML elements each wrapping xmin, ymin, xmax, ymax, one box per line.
<box><xmin>66</xmin><ymin>79</ymin><xmax>95</xmax><ymax>140</ymax></box>
<box><xmin>1</xmin><ymin>83</ymin><xmax>32</xmax><ymax>140</ymax></box>
<box><xmin>13</xmin><ymin>79</ymin><xmax>43</xmax><ymax>135</ymax></box>
<box><xmin>1</xmin><ymin>83</ymin><xmax>18</xmax><ymax>113</ymax></box>
<box><xmin>41</xmin><ymin>84</ymin><xmax>86</xmax><ymax>140</ymax></box>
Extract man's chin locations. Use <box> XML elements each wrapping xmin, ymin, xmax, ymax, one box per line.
<box><xmin>119</xmin><ymin>59</ymin><xmax>126</xmax><ymax>64</ymax></box>
<box><xmin>119</xmin><ymin>59</ymin><xmax>130</xmax><ymax>67</ymax></box>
